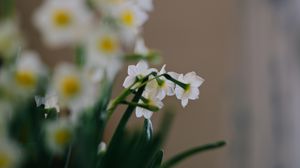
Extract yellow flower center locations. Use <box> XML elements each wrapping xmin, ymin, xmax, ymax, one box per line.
<box><xmin>0</xmin><ymin>152</ymin><xmax>11</xmax><ymax>168</ymax></box>
<box><xmin>15</xmin><ymin>71</ymin><xmax>37</xmax><ymax>88</ymax></box>
<box><xmin>60</xmin><ymin>76</ymin><xmax>81</xmax><ymax>98</ymax></box>
<box><xmin>98</xmin><ymin>36</ymin><xmax>118</xmax><ymax>54</ymax></box>
<box><xmin>121</xmin><ymin>10</ymin><xmax>135</xmax><ymax>27</ymax></box>
<box><xmin>53</xmin><ymin>10</ymin><xmax>72</xmax><ymax>28</ymax></box>
<box><xmin>54</xmin><ymin>128</ymin><xmax>72</xmax><ymax>146</ymax></box>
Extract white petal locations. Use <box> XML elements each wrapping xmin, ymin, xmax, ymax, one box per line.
<box><xmin>189</xmin><ymin>87</ymin><xmax>199</xmax><ymax>100</ymax></box>
<box><xmin>168</xmin><ymin>72</ymin><xmax>180</xmax><ymax>80</ymax></box>
<box><xmin>159</xmin><ymin>64</ymin><xmax>166</xmax><ymax>74</ymax></box>
<box><xmin>135</xmin><ymin>107</ymin><xmax>144</xmax><ymax>118</ymax></box>
<box><xmin>175</xmin><ymin>86</ymin><xmax>184</xmax><ymax>99</ymax></box>
<box><xmin>123</xmin><ymin>76</ymin><xmax>136</xmax><ymax>88</ymax></box>
<box><xmin>143</xmin><ymin>110</ymin><xmax>153</xmax><ymax>119</ymax></box>
<box><xmin>136</xmin><ymin>60</ymin><xmax>149</xmax><ymax>72</ymax></box>
<box><xmin>181</xmin><ymin>98</ymin><xmax>189</xmax><ymax>107</ymax></box>
<box><xmin>156</xmin><ymin>89</ymin><xmax>166</xmax><ymax>100</ymax></box>
<box><xmin>191</xmin><ymin>75</ymin><xmax>204</xmax><ymax>87</ymax></box>
<box><xmin>128</xmin><ymin>65</ymin><xmax>137</xmax><ymax>76</ymax></box>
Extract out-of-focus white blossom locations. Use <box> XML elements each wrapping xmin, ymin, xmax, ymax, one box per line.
<box><xmin>50</xmin><ymin>63</ymin><xmax>97</xmax><ymax>120</ymax></box>
<box><xmin>0</xmin><ymin>139</ymin><xmax>22</xmax><ymax>168</ymax></box>
<box><xmin>174</xmin><ymin>72</ymin><xmax>204</xmax><ymax>107</ymax></box>
<box><xmin>113</xmin><ymin>2</ymin><xmax>148</xmax><ymax>44</ymax></box>
<box><xmin>135</xmin><ymin>92</ymin><xmax>163</xmax><ymax>119</ymax></box>
<box><xmin>14</xmin><ymin>51</ymin><xmax>46</xmax><ymax>95</ymax></box>
<box><xmin>35</xmin><ymin>94</ymin><xmax>60</xmax><ymax>112</ymax></box>
<box><xmin>134</xmin><ymin>37</ymin><xmax>149</xmax><ymax>55</ymax></box>
<box><xmin>33</xmin><ymin>0</ymin><xmax>93</xmax><ymax>48</ymax></box>
<box><xmin>45</xmin><ymin>119</ymin><xmax>73</xmax><ymax>154</ymax></box>
<box><xmin>123</xmin><ymin>60</ymin><xmax>155</xmax><ymax>88</ymax></box>
<box><xmin>85</xmin><ymin>27</ymin><xmax>123</xmax><ymax>80</ymax></box>
<box><xmin>145</xmin><ymin>65</ymin><xmax>175</xmax><ymax>100</ymax></box>
<box><xmin>0</xmin><ymin>19</ymin><xmax>23</xmax><ymax>60</ymax></box>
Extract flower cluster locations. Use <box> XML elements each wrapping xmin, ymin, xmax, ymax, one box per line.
<box><xmin>122</xmin><ymin>61</ymin><xmax>204</xmax><ymax>119</ymax></box>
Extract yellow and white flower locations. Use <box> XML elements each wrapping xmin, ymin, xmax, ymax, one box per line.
<box><xmin>45</xmin><ymin>119</ymin><xmax>73</xmax><ymax>154</ymax></box>
<box><xmin>145</xmin><ymin>65</ymin><xmax>175</xmax><ymax>100</ymax></box>
<box><xmin>113</xmin><ymin>2</ymin><xmax>148</xmax><ymax>43</ymax></box>
<box><xmin>135</xmin><ymin>91</ymin><xmax>163</xmax><ymax>119</ymax></box>
<box><xmin>0</xmin><ymin>139</ymin><xmax>22</xmax><ymax>168</ymax></box>
<box><xmin>50</xmin><ymin>63</ymin><xmax>97</xmax><ymax>120</ymax></box>
<box><xmin>14</xmin><ymin>51</ymin><xmax>46</xmax><ymax>95</ymax></box>
<box><xmin>0</xmin><ymin>19</ymin><xmax>23</xmax><ymax>60</ymax></box>
<box><xmin>174</xmin><ymin>72</ymin><xmax>204</xmax><ymax>107</ymax></box>
<box><xmin>33</xmin><ymin>0</ymin><xmax>93</xmax><ymax>48</ymax></box>
<box><xmin>85</xmin><ymin>27</ymin><xmax>123</xmax><ymax>81</ymax></box>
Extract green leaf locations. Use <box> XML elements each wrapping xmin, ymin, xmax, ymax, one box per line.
<box><xmin>143</xmin><ymin>119</ymin><xmax>153</xmax><ymax>142</ymax></box>
<box><xmin>147</xmin><ymin>150</ymin><xmax>164</xmax><ymax>168</ymax></box>
<box><xmin>99</xmin><ymin>78</ymin><xmax>148</xmax><ymax>167</ymax></box>
<box><xmin>160</xmin><ymin>141</ymin><xmax>226</xmax><ymax>168</ymax></box>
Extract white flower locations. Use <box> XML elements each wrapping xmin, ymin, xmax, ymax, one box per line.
<box><xmin>134</xmin><ymin>37</ymin><xmax>149</xmax><ymax>55</ymax></box>
<box><xmin>135</xmin><ymin>92</ymin><xmax>163</xmax><ymax>119</ymax></box>
<box><xmin>50</xmin><ymin>63</ymin><xmax>97</xmax><ymax>120</ymax></box>
<box><xmin>134</xmin><ymin>0</ymin><xmax>153</xmax><ymax>12</ymax></box>
<box><xmin>113</xmin><ymin>2</ymin><xmax>148</xmax><ymax>44</ymax></box>
<box><xmin>0</xmin><ymin>19</ymin><xmax>23</xmax><ymax>59</ymax></box>
<box><xmin>0</xmin><ymin>139</ymin><xmax>22</xmax><ymax>168</ymax></box>
<box><xmin>85</xmin><ymin>27</ymin><xmax>123</xmax><ymax>80</ymax></box>
<box><xmin>35</xmin><ymin>94</ymin><xmax>60</xmax><ymax>112</ymax></box>
<box><xmin>145</xmin><ymin>65</ymin><xmax>175</xmax><ymax>100</ymax></box>
<box><xmin>33</xmin><ymin>0</ymin><xmax>93</xmax><ymax>48</ymax></box>
<box><xmin>123</xmin><ymin>60</ymin><xmax>155</xmax><ymax>88</ymax></box>
<box><xmin>45</xmin><ymin>119</ymin><xmax>73</xmax><ymax>154</ymax></box>
<box><xmin>174</xmin><ymin>72</ymin><xmax>204</xmax><ymax>107</ymax></box>
<box><xmin>14</xmin><ymin>51</ymin><xmax>46</xmax><ymax>95</ymax></box>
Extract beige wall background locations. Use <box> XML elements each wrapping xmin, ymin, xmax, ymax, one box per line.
<box><xmin>17</xmin><ymin>0</ymin><xmax>239</xmax><ymax>167</ymax></box>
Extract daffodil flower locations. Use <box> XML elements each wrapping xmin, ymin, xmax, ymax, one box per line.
<box><xmin>174</xmin><ymin>72</ymin><xmax>204</xmax><ymax>107</ymax></box>
<box><xmin>14</xmin><ymin>51</ymin><xmax>46</xmax><ymax>96</ymax></box>
<box><xmin>45</xmin><ymin>119</ymin><xmax>73</xmax><ymax>154</ymax></box>
<box><xmin>114</xmin><ymin>2</ymin><xmax>148</xmax><ymax>44</ymax></box>
<box><xmin>0</xmin><ymin>139</ymin><xmax>22</xmax><ymax>168</ymax></box>
<box><xmin>33</xmin><ymin>0</ymin><xmax>93</xmax><ymax>47</ymax></box>
<box><xmin>145</xmin><ymin>65</ymin><xmax>175</xmax><ymax>100</ymax></box>
<box><xmin>136</xmin><ymin>92</ymin><xmax>163</xmax><ymax>119</ymax></box>
<box><xmin>123</xmin><ymin>60</ymin><xmax>156</xmax><ymax>88</ymax></box>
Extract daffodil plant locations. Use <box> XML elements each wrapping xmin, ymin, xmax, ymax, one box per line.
<box><xmin>0</xmin><ymin>0</ymin><xmax>225</xmax><ymax>167</ymax></box>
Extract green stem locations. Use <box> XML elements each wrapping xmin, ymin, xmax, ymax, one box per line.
<box><xmin>161</xmin><ymin>141</ymin><xmax>226</xmax><ymax>168</ymax></box>
<box><xmin>100</xmin><ymin>80</ymin><xmax>147</xmax><ymax>167</ymax></box>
